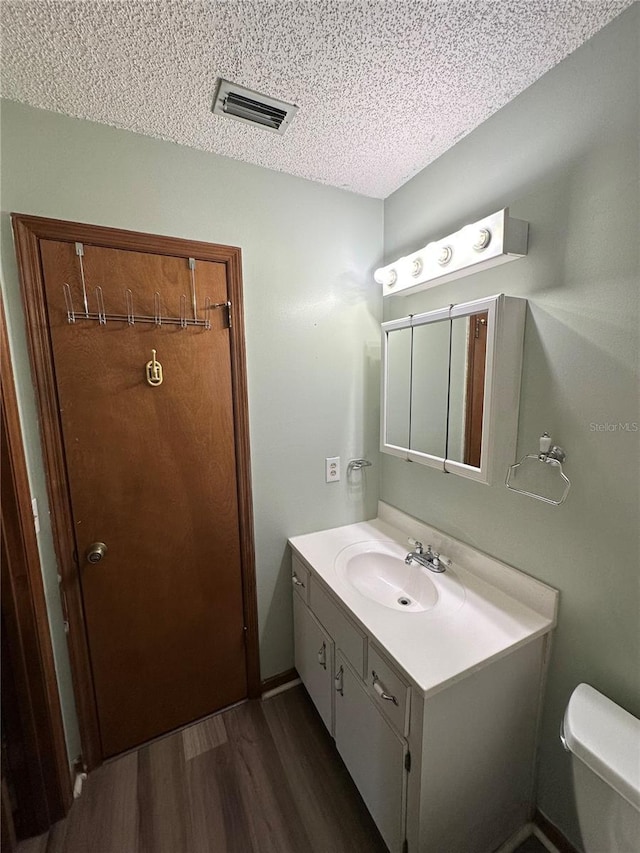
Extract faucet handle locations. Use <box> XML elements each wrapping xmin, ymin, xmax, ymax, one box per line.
<box><xmin>408</xmin><ymin>538</ymin><xmax>423</xmax><ymax>553</ymax></box>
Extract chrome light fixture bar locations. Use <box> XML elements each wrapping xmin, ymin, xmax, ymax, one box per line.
<box><xmin>375</xmin><ymin>208</ymin><xmax>528</xmax><ymax>297</ymax></box>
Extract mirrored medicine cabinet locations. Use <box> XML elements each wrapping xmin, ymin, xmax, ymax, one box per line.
<box><xmin>381</xmin><ymin>293</ymin><xmax>526</xmax><ymax>484</ymax></box>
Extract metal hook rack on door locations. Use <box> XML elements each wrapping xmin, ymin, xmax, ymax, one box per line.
<box><xmin>62</xmin><ymin>246</ymin><xmax>231</xmax><ymax>330</ymax></box>
<box><xmin>62</xmin><ymin>284</ymin><xmax>230</xmax><ymax>329</ymax></box>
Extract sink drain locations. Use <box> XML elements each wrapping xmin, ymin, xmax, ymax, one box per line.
<box><xmin>398</xmin><ymin>596</ymin><xmax>412</xmax><ymax>607</ymax></box>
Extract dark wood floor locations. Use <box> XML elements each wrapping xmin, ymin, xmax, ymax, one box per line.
<box><xmin>16</xmin><ymin>685</ymin><xmax>387</xmax><ymax>853</ymax></box>
<box><xmin>17</xmin><ymin>683</ymin><xmax>549</xmax><ymax>853</ymax></box>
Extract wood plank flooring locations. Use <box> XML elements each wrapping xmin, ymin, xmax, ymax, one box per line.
<box><xmin>16</xmin><ymin>684</ymin><xmax>551</xmax><ymax>853</ymax></box>
<box><xmin>16</xmin><ymin>686</ymin><xmax>387</xmax><ymax>853</ymax></box>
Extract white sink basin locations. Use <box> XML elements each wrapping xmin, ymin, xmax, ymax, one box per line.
<box><xmin>334</xmin><ymin>540</ymin><xmax>465</xmax><ymax>614</ymax></box>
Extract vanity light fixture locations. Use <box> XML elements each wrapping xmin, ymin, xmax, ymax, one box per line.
<box><xmin>375</xmin><ymin>208</ymin><xmax>528</xmax><ymax>297</ymax></box>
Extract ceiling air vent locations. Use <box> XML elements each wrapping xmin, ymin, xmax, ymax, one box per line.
<box><xmin>212</xmin><ymin>79</ymin><xmax>298</xmax><ymax>135</ymax></box>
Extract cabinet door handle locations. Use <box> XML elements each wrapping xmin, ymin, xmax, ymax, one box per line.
<box><xmin>292</xmin><ymin>573</ymin><xmax>305</xmax><ymax>588</ymax></box>
<box><xmin>372</xmin><ymin>671</ymin><xmax>398</xmax><ymax>705</ymax></box>
<box><xmin>317</xmin><ymin>641</ymin><xmax>327</xmax><ymax>670</ymax></box>
<box><xmin>334</xmin><ymin>665</ymin><xmax>344</xmax><ymax>696</ymax></box>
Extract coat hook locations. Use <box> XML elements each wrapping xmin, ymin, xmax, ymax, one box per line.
<box><xmin>125</xmin><ymin>289</ymin><xmax>135</xmax><ymax>325</ymax></box>
<box><xmin>95</xmin><ymin>286</ymin><xmax>106</xmax><ymax>325</ymax></box>
<box><xmin>146</xmin><ymin>349</ymin><xmax>163</xmax><ymax>386</ymax></box>
<box><xmin>63</xmin><ymin>283</ymin><xmax>76</xmax><ymax>323</ymax></box>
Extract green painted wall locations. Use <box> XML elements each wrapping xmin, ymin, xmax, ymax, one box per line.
<box><xmin>0</xmin><ymin>101</ymin><xmax>383</xmax><ymax>763</ymax></box>
<box><xmin>381</xmin><ymin>7</ymin><xmax>639</xmax><ymax>846</ymax></box>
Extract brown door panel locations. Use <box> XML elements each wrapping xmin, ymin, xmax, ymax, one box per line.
<box><xmin>39</xmin><ymin>240</ymin><xmax>247</xmax><ymax>757</ymax></box>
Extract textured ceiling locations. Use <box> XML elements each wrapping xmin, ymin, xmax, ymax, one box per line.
<box><xmin>0</xmin><ymin>1</ymin><xmax>633</xmax><ymax>198</ymax></box>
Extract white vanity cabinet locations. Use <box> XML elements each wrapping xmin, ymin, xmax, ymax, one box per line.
<box><xmin>290</xmin><ymin>528</ymin><xmax>556</xmax><ymax>853</ymax></box>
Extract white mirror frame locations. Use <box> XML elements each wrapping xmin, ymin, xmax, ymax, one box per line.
<box><xmin>381</xmin><ymin>293</ymin><xmax>526</xmax><ymax>484</ymax></box>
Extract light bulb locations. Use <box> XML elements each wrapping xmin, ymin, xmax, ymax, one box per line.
<box><xmin>473</xmin><ymin>229</ymin><xmax>491</xmax><ymax>251</ymax></box>
<box><xmin>374</xmin><ymin>267</ymin><xmax>397</xmax><ymax>287</ymax></box>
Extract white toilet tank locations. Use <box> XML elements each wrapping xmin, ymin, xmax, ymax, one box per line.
<box><xmin>562</xmin><ymin>683</ymin><xmax>640</xmax><ymax>853</ymax></box>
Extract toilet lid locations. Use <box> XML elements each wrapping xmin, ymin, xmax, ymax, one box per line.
<box><xmin>563</xmin><ymin>683</ymin><xmax>640</xmax><ymax>811</ymax></box>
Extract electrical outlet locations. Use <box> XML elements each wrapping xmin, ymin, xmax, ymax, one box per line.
<box><xmin>325</xmin><ymin>456</ymin><xmax>340</xmax><ymax>483</ymax></box>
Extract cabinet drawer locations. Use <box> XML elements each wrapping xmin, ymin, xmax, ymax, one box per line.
<box><xmin>310</xmin><ymin>580</ymin><xmax>366</xmax><ymax>679</ymax></box>
<box><xmin>367</xmin><ymin>644</ymin><xmax>411</xmax><ymax>736</ymax></box>
<box><xmin>291</xmin><ymin>555</ymin><xmax>310</xmax><ymax>604</ymax></box>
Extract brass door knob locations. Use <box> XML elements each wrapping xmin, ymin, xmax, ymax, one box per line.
<box><xmin>86</xmin><ymin>542</ymin><xmax>107</xmax><ymax>564</ymax></box>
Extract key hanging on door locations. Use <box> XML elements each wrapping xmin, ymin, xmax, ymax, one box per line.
<box><xmin>146</xmin><ymin>349</ymin><xmax>163</xmax><ymax>386</ymax></box>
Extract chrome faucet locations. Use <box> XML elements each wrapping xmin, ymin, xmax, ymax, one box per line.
<box><xmin>404</xmin><ymin>539</ymin><xmax>449</xmax><ymax>573</ymax></box>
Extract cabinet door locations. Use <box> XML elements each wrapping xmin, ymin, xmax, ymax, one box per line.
<box><xmin>293</xmin><ymin>595</ymin><xmax>334</xmax><ymax>734</ymax></box>
<box><xmin>334</xmin><ymin>653</ymin><xmax>407</xmax><ymax>853</ymax></box>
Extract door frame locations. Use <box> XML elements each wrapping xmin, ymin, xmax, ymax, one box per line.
<box><xmin>11</xmin><ymin>214</ymin><xmax>261</xmax><ymax>770</ymax></box>
<box><xmin>1</xmin><ymin>293</ymin><xmax>73</xmax><ymax>829</ymax></box>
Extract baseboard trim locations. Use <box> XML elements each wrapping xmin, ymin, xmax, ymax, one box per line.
<box><xmin>260</xmin><ymin>668</ymin><xmax>299</xmax><ymax>699</ymax></box>
<box><xmin>534</xmin><ymin>810</ymin><xmax>580</xmax><ymax>853</ymax></box>
<box><xmin>72</xmin><ymin>770</ymin><xmax>87</xmax><ymax>800</ymax></box>
<box><xmin>494</xmin><ymin>822</ymin><xmax>535</xmax><ymax>853</ymax></box>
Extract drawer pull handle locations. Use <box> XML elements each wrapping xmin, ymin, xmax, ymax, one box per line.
<box><xmin>372</xmin><ymin>671</ymin><xmax>398</xmax><ymax>705</ymax></box>
<box><xmin>317</xmin><ymin>641</ymin><xmax>327</xmax><ymax>670</ymax></box>
<box><xmin>334</xmin><ymin>665</ymin><xmax>344</xmax><ymax>696</ymax></box>
<box><xmin>292</xmin><ymin>573</ymin><xmax>305</xmax><ymax>588</ymax></box>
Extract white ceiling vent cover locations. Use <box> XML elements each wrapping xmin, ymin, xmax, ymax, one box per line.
<box><xmin>213</xmin><ymin>79</ymin><xmax>298</xmax><ymax>135</ymax></box>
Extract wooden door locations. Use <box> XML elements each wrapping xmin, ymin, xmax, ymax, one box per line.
<box><xmin>37</xmin><ymin>238</ymin><xmax>248</xmax><ymax>758</ymax></box>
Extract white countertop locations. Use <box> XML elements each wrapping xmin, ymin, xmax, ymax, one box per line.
<box><xmin>289</xmin><ymin>502</ymin><xmax>558</xmax><ymax>698</ymax></box>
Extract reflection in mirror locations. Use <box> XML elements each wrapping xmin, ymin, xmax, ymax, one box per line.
<box><xmin>385</xmin><ymin>326</ymin><xmax>412</xmax><ymax>449</ymax></box>
<box><xmin>447</xmin><ymin>316</ymin><xmax>467</xmax><ymax>463</ymax></box>
<box><xmin>410</xmin><ymin>320</ymin><xmax>450</xmax><ymax>458</ymax></box>
<box><xmin>447</xmin><ymin>312</ymin><xmax>488</xmax><ymax>467</ymax></box>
